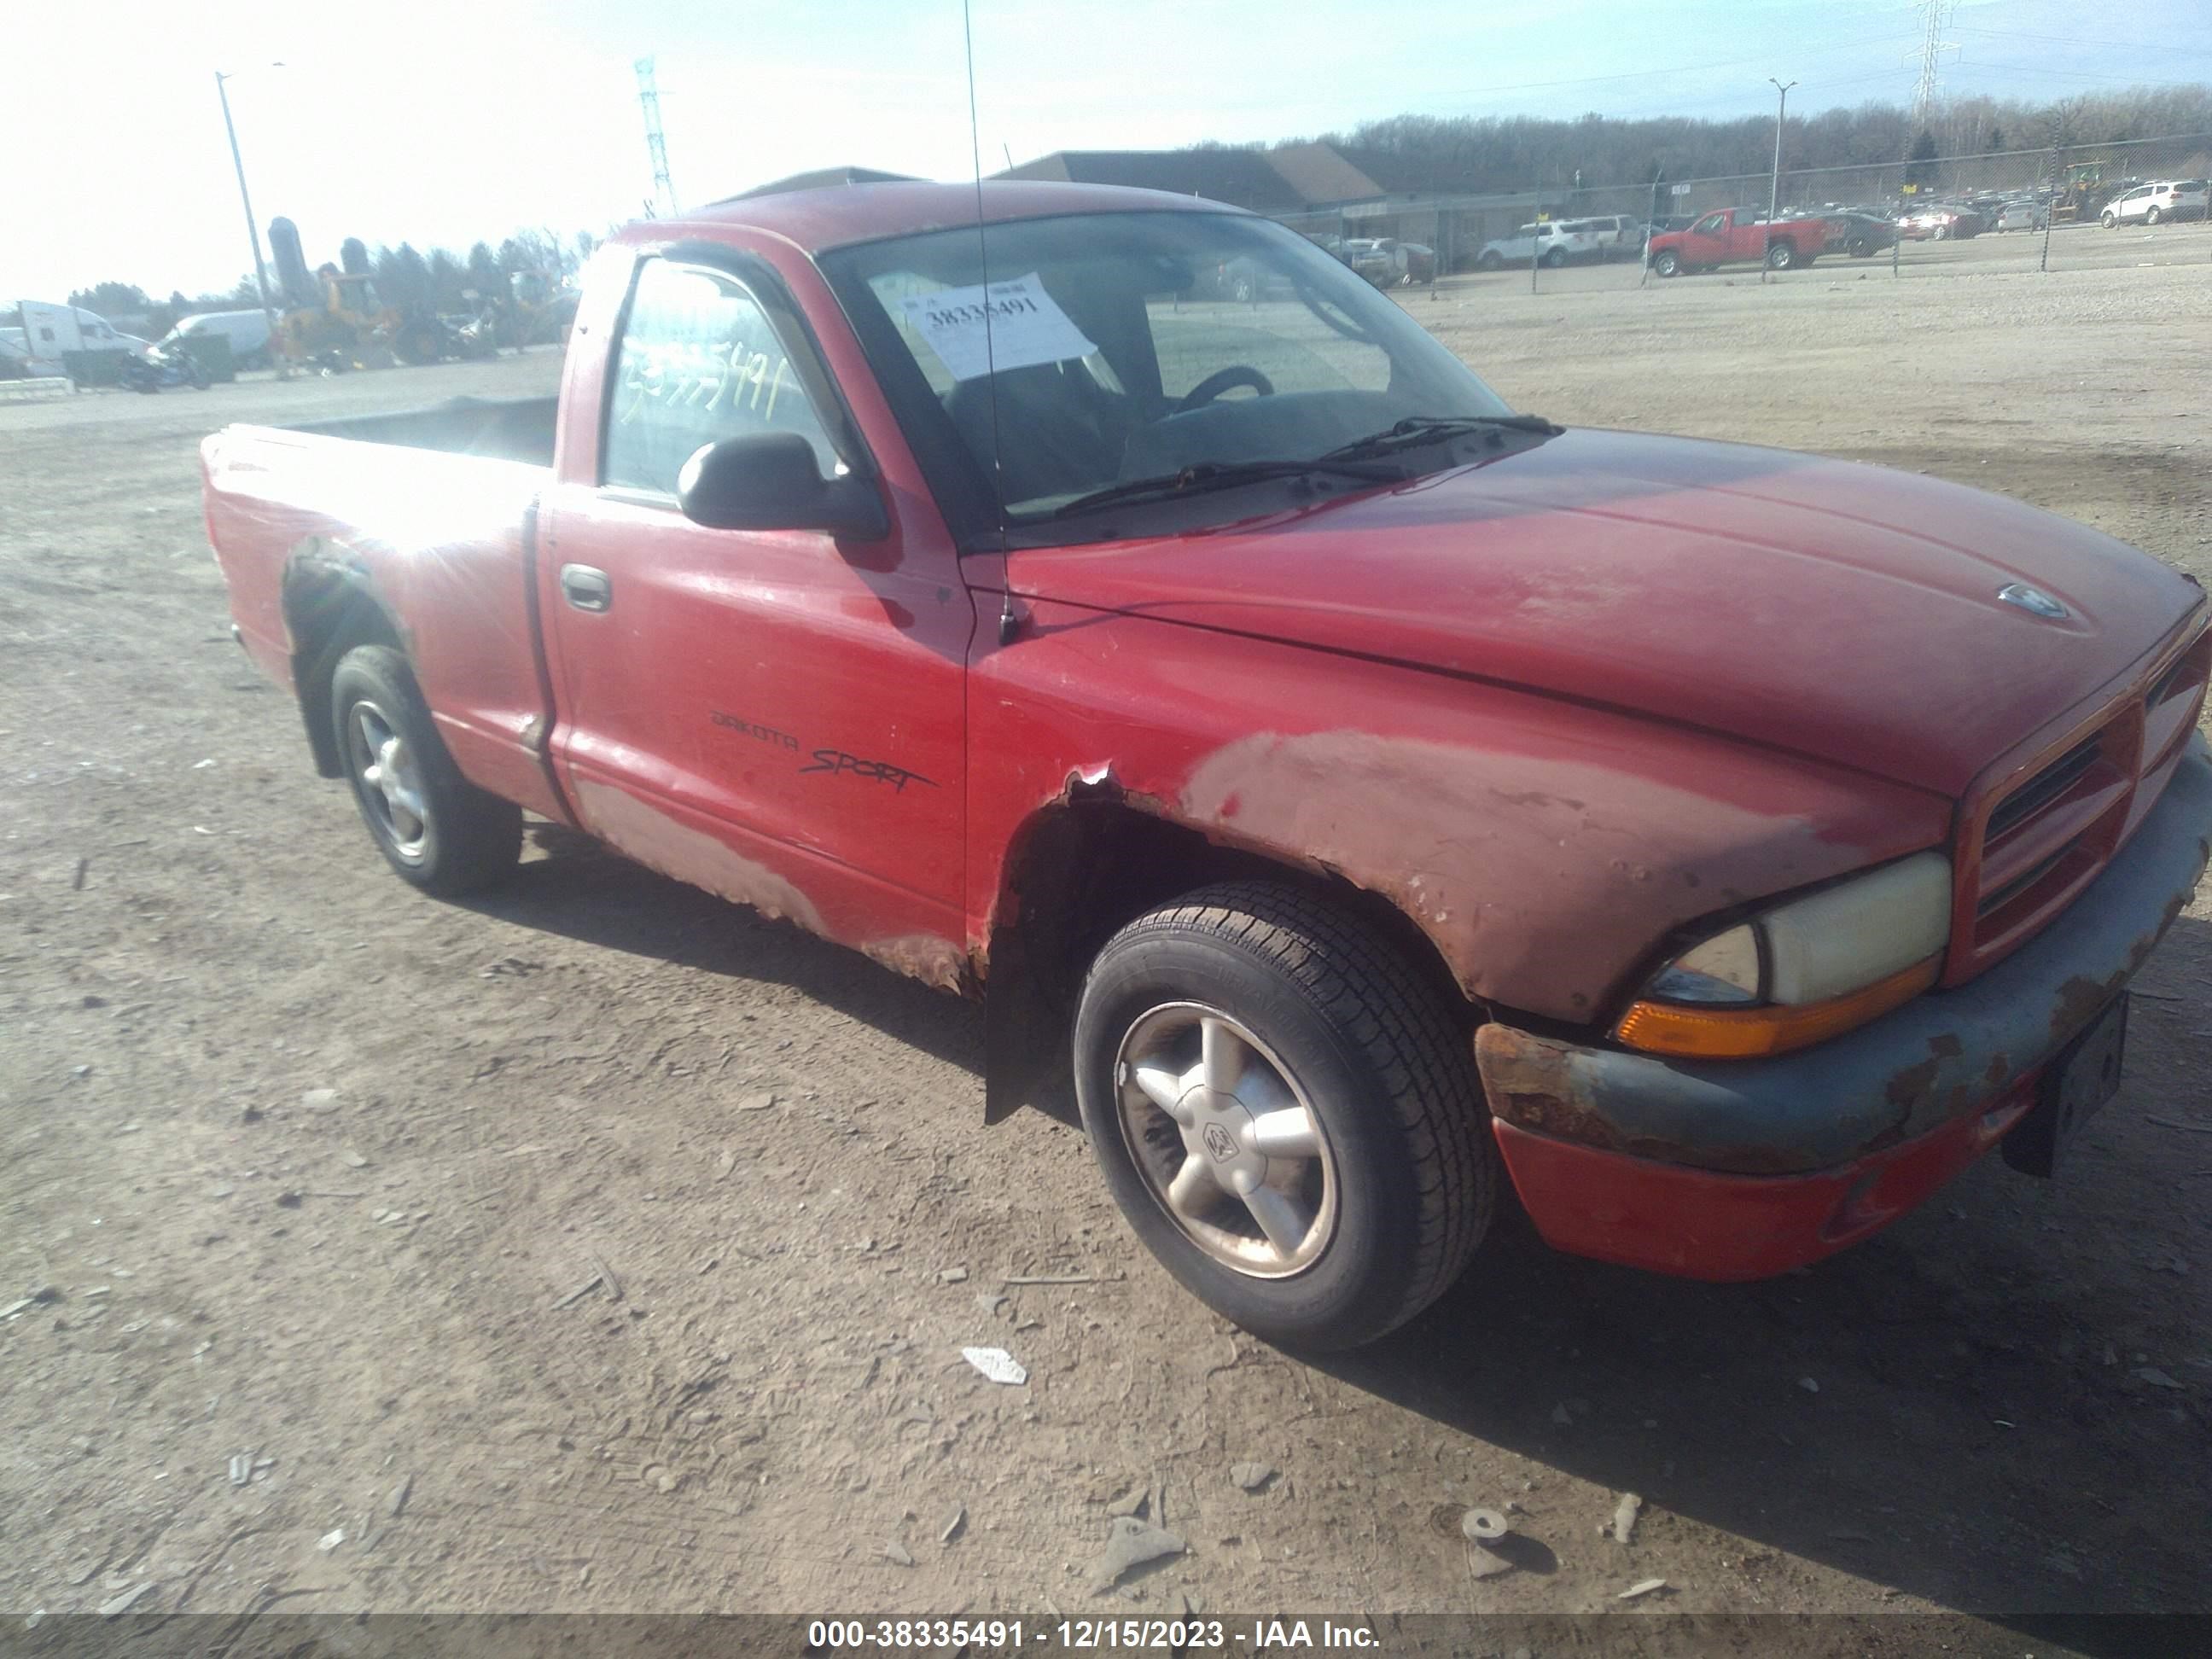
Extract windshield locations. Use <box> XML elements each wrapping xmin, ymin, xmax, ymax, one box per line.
<box><xmin>819</xmin><ymin>210</ymin><xmax>1512</xmax><ymax>544</ymax></box>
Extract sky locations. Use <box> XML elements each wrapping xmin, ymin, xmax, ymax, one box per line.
<box><xmin>6</xmin><ymin>0</ymin><xmax>2206</xmax><ymax>305</ymax></box>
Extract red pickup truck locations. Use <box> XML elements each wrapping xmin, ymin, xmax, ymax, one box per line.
<box><xmin>204</xmin><ymin>178</ymin><xmax>2212</xmax><ymax>1349</ymax></box>
<box><xmin>1648</xmin><ymin>206</ymin><xmax>1828</xmax><ymax>276</ymax></box>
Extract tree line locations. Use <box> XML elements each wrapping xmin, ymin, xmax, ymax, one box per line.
<box><xmin>1251</xmin><ymin>83</ymin><xmax>2212</xmax><ymax>195</ymax></box>
<box><xmin>20</xmin><ymin>227</ymin><xmax>598</xmax><ymax>339</ymax></box>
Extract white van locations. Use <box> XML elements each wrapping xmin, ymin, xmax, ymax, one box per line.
<box><xmin>161</xmin><ymin>310</ymin><xmax>275</xmax><ymax>370</ymax></box>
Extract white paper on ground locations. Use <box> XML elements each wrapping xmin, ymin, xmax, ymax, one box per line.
<box><xmin>897</xmin><ymin>273</ymin><xmax>1097</xmax><ymax>381</ymax></box>
<box><xmin>960</xmin><ymin>1345</ymin><xmax>1028</xmax><ymax>1386</ymax></box>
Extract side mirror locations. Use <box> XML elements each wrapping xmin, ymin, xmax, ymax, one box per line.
<box><xmin>677</xmin><ymin>431</ymin><xmax>887</xmax><ymax>539</ymax></box>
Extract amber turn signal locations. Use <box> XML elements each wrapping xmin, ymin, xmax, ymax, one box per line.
<box><xmin>1613</xmin><ymin>956</ymin><xmax>1941</xmax><ymax>1059</ymax></box>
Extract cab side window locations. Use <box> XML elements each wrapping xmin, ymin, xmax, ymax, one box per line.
<box><xmin>602</xmin><ymin>259</ymin><xmax>839</xmax><ymax>497</ymax></box>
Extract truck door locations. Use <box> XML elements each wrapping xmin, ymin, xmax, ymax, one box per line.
<box><xmin>1682</xmin><ymin>211</ymin><xmax>1731</xmax><ymax>262</ymax></box>
<box><xmin>538</xmin><ymin>251</ymin><xmax>973</xmax><ymax>958</ymax></box>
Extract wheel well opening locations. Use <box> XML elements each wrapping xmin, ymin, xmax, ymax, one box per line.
<box><xmin>981</xmin><ymin>797</ymin><xmax>1477</xmax><ymax>1121</ymax></box>
<box><xmin>283</xmin><ymin>561</ymin><xmax>401</xmax><ymax>777</ymax></box>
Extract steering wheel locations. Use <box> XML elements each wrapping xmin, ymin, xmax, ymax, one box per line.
<box><xmin>1174</xmin><ymin>364</ymin><xmax>1275</xmax><ymax>414</ymax></box>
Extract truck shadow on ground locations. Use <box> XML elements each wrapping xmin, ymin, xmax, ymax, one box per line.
<box><xmin>468</xmin><ymin>830</ymin><xmax>2208</xmax><ymax>1646</ymax></box>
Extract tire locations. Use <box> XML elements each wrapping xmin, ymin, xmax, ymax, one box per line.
<box><xmin>1653</xmin><ymin>250</ymin><xmax>1680</xmax><ymax>278</ymax></box>
<box><xmin>1475</xmin><ymin>251</ymin><xmax>1503</xmax><ymax>272</ymax></box>
<box><xmin>2145</xmin><ymin>207</ymin><xmax>2163</xmax><ymax>225</ymax></box>
<box><xmin>1766</xmin><ymin>242</ymin><xmax>1796</xmax><ymax>269</ymax></box>
<box><xmin>1540</xmin><ymin>247</ymin><xmax>1566</xmax><ymax>268</ymax></box>
<box><xmin>1848</xmin><ymin>239</ymin><xmax>1872</xmax><ymax>258</ymax></box>
<box><xmin>1073</xmin><ymin>881</ymin><xmax>1495</xmax><ymax>1350</ymax></box>
<box><xmin>329</xmin><ymin>643</ymin><xmax>521</xmax><ymax>896</ymax></box>
<box><xmin>1231</xmin><ymin>276</ymin><xmax>1254</xmax><ymax>304</ymax></box>
<box><xmin>2101</xmin><ymin>212</ymin><xmax>2116</xmax><ymax>229</ymax></box>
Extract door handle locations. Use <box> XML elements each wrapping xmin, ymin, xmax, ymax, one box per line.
<box><xmin>560</xmin><ymin>564</ymin><xmax>612</xmax><ymax>613</ymax></box>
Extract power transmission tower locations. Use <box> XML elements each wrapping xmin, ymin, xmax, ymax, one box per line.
<box><xmin>636</xmin><ymin>56</ymin><xmax>678</xmax><ymax>217</ymax></box>
<box><xmin>1909</xmin><ymin>0</ymin><xmax>1959</xmax><ymax>128</ymax></box>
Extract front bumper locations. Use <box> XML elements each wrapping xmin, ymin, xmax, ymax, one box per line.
<box><xmin>1476</xmin><ymin>736</ymin><xmax>2212</xmax><ymax>1280</ymax></box>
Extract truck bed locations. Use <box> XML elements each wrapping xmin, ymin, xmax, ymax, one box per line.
<box><xmin>283</xmin><ymin>394</ymin><xmax>559</xmax><ymax>468</ymax></box>
<box><xmin>201</xmin><ymin>394</ymin><xmax>565</xmax><ymax>824</ymax></box>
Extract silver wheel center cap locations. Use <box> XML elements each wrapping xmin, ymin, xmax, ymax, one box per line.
<box><xmin>1182</xmin><ymin>1088</ymin><xmax>1264</xmax><ymax>1191</ymax></box>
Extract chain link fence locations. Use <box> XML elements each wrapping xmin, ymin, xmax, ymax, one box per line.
<box><xmin>1260</xmin><ymin>131</ymin><xmax>2212</xmax><ymax>295</ymax></box>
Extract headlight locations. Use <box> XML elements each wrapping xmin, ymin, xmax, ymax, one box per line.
<box><xmin>1615</xmin><ymin>852</ymin><xmax>1951</xmax><ymax>1058</ymax></box>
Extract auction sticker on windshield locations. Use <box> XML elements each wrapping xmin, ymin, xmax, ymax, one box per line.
<box><xmin>895</xmin><ymin>272</ymin><xmax>1096</xmax><ymax>381</ymax></box>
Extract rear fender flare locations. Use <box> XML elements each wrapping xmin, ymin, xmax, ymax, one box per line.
<box><xmin>281</xmin><ymin>537</ymin><xmax>409</xmax><ymax>777</ymax></box>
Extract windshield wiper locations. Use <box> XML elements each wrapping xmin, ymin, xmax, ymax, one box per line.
<box><xmin>1318</xmin><ymin>413</ymin><xmax>1563</xmax><ymax>463</ymax></box>
<box><xmin>1048</xmin><ymin>457</ymin><xmax>1402</xmax><ymax>521</ymax></box>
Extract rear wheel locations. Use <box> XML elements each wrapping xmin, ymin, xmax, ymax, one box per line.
<box><xmin>1540</xmin><ymin>247</ymin><xmax>1566</xmax><ymax>268</ymax></box>
<box><xmin>1766</xmin><ymin>241</ymin><xmax>1796</xmax><ymax>269</ymax></box>
<box><xmin>1073</xmin><ymin>882</ymin><xmax>1495</xmax><ymax>1350</ymax></box>
<box><xmin>330</xmin><ymin>644</ymin><xmax>521</xmax><ymax>896</ymax></box>
<box><xmin>2145</xmin><ymin>207</ymin><xmax>2163</xmax><ymax>225</ymax></box>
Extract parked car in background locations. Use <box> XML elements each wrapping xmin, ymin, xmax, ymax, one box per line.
<box><xmin>1472</xmin><ymin>220</ymin><xmax>1602</xmax><ymax>270</ymax></box>
<box><xmin>1209</xmin><ymin>253</ymin><xmax>1297</xmax><ymax>303</ymax></box>
<box><xmin>1340</xmin><ymin>238</ymin><xmax>1397</xmax><ymax>284</ymax></box>
<box><xmin>1339</xmin><ymin>238</ymin><xmax>1434</xmax><ymax>287</ymax></box>
<box><xmin>1896</xmin><ymin>205</ymin><xmax>1981</xmax><ymax>241</ymax></box>
<box><xmin>1825</xmin><ymin>212</ymin><xmax>1898</xmax><ymax>257</ymax></box>
<box><xmin>2102</xmin><ymin>180</ymin><xmax>2209</xmax><ymax>226</ymax></box>
<box><xmin>1996</xmin><ymin>200</ymin><xmax>2049</xmax><ymax>232</ymax></box>
<box><xmin>1575</xmin><ymin>215</ymin><xmax>1644</xmax><ymax>259</ymax></box>
<box><xmin>1647</xmin><ymin>207</ymin><xmax>1827</xmax><ymax>275</ymax></box>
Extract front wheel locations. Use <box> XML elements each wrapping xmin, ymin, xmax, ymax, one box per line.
<box><xmin>2101</xmin><ymin>212</ymin><xmax>2117</xmax><ymax>229</ymax></box>
<box><xmin>330</xmin><ymin>644</ymin><xmax>521</xmax><ymax>896</ymax></box>
<box><xmin>1074</xmin><ymin>882</ymin><xmax>1496</xmax><ymax>1350</ymax></box>
<box><xmin>1653</xmin><ymin>250</ymin><xmax>1680</xmax><ymax>277</ymax></box>
<box><xmin>1475</xmin><ymin>251</ymin><xmax>1503</xmax><ymax>272</ymax></box>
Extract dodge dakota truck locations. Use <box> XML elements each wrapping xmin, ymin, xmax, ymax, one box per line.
<box><xmin>203</xmin><ymin>177</ymin><xmax>2212</xmax><ymax>1349</ymax></box>
<box><xmin>1647</xmin><ymin>206</ymin><xmax>1828</xmax><ymax>276</ymax></box>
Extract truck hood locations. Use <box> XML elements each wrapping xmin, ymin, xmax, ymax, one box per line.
<box><xmin>1003</xmin><ymin>428</ymin><xmax>2204</xmax><ymax>797</ymax></box>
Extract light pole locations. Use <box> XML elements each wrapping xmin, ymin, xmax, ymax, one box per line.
<box><xmin>215</xmin><ymin>66</ymin><xmax>290</xmax><ymax>377</ymax></box>
<box><xmin>1764</xmin><ymin>78</ymin><xmax>1796</xmax><ymax>284</ymax></box>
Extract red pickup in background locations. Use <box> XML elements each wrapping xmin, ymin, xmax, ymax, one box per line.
<box><xmin>1648</xmin><ymin>205</ymin><xmax>1830</xmax><ymax>275</ymax></box>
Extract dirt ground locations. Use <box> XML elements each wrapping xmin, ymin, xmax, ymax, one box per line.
<box><xmin>3</xmin><ymin>242</ymin><xmax>2209</xmax><ymax>1647</ymax></box>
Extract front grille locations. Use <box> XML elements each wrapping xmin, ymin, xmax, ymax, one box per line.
<box><xmin>1955</xmin><ymin>624</ymin><xmax>2208</xmax><ymax>980</ymax></box>
<box><xmin>1976</xmin><ymin>848</ymin><xmax>2069</xmax><ymax>919</ymax></box>
<box><xmin>1985</xmin><ymin>737</ymin><xmax>2099</xmax><ymax>843</ymax></box>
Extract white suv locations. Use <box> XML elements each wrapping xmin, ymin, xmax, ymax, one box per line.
<box><xmin>2102</xmin><ymin>180</ymin><xmax>2209</xmax><ymax>226</ymax></box>
<box><xmin>1472</xmin><ymin>221</ymin><xmax>1603</xmax><ymax>271</ymax></box>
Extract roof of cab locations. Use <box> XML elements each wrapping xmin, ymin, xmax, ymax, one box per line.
<box><xmin>614</xmin><ymin>178</ymin><xmax>1246</xmax><ymax>256</ymax></box>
